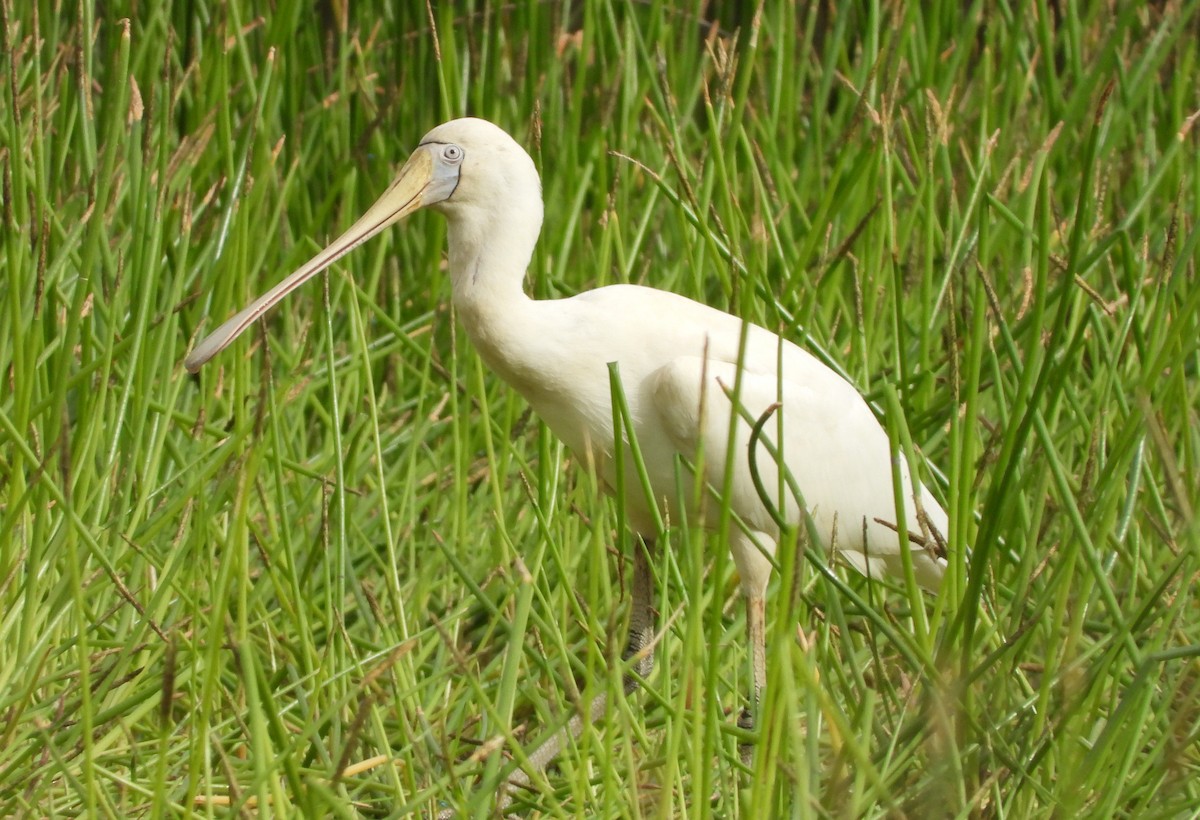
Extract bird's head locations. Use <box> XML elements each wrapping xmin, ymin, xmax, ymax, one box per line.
<box><xmin>417</xmin><ymin>117</ymin><xmax>542</xmax><ymax>219</ymax></box>
<box><xmin>184</xmin><ymin>117</ymin><xmax>541</xmax><ymax>373</ymax></box>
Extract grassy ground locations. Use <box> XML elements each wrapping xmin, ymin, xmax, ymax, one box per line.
<box><xmin>2</xmin><ymin>1</ymin><xmax>1198</xmax><ymax>816</ymax></box>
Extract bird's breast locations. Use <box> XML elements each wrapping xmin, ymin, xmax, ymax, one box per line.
<box><xmin>458</xmin><ymin>288</ymin><xmax>731</xmax><ymax>532</ymax></box>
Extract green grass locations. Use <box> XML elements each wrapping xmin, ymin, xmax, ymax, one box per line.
<box><xmin>2</xmin><ymin>0</ymin><xmax>1199</xmax><ymax>816</ymax></box>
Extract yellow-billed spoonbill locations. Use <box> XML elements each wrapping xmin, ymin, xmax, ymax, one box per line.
<box><xmin>185</xmin><ymin>117</ymin><xmax>951</xmax><ymax>791</ymax></box>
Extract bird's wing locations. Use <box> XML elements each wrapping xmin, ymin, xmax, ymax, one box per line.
<box><xmin>650</xmin><ymin>353</ymin><xmax>947</xmax><ymax>591</ymax></box>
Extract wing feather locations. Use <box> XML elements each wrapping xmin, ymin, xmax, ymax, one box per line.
<box><xmin>651</xmin><ymin>353</ymin><xmax>947</xmax><ymax>590</ymax></box>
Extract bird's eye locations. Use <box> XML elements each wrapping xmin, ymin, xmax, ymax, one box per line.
<box><xmin>442</xmin><ymin>144</ymin><xmax>463</xmax><ymax>163</ymax></box>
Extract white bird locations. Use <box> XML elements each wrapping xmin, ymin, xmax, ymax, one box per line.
<box><xmin>186</xmin><ymin>117</ymin><xmax>951</xmax><ymax>792</ymax></box>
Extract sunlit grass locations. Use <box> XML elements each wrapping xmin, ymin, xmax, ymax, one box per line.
<box><xmin>2</xmin><ymin>1</ymin><xmax>1198</xmax><ymax>817</ymax></box>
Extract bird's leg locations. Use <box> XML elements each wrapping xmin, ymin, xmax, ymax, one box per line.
<box><xmin>500</xmin><ymin>537</ymin><xmax>657</xmax><ymax>810</ymax></box>
<box><xmin>623</xmin><ymin>536</ymin><xmax>657</xmax><ymax>690</ymax></box>
<box><xmin>730</xmin><ymin>532</ymin><xmax>773</xmax><ymax>768</ymax></box>
<box><xmin>738</xmin><ymin>592</ymin><xmax>767</xmax><ymax>766</ymax></box>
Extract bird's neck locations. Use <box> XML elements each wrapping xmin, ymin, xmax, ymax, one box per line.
<box><xmin>445</xmin><ymin>208</ymin><xmax>541</xmax><ymax>374</ymax></box>
<box><xmin>447</xmin><ymin>221</ymin><xmax>535</xmax><ymax>310</ymax></box>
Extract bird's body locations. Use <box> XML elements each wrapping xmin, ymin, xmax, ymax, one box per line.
<box><xmin>186</xmin><ymin>117</ymin><xmax>952</xmax><ymax>794</ymax></box>
<box><xmin>460</xmin><ymin>280</ymin><xmax>947</xmax><ymax>589</ymax></box>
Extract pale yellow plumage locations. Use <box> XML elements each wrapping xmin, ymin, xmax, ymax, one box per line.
<box><xmin>187</xmin><ymin>117</ymin><xmax>951</xmax><ymax>794</ymax></box>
